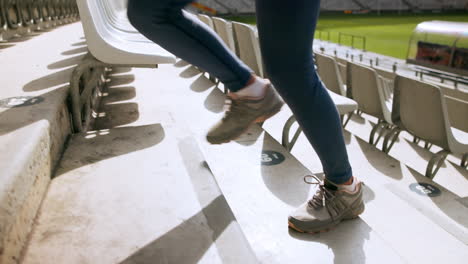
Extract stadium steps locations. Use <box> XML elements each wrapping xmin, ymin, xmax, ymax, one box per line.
<box><xmin>24</xmin><ymin>59</ymin><xmax>468</xmax><ymax>263</ymax></box>
<box><xmin>0</xmin><ymin>23</ymin><xmax>85</xmax><ymax>264</ymax></box>
<box><xmin>2</xmin><ymin>22</ymin><xmax>467</xmax><ymax>263</ymax></box>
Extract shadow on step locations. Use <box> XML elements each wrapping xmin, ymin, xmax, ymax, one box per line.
<box><xmin>403</xmin><ymin>138</ymin><xmax>447</xmax><ymax>168</ymax></box>
<box><xmin>191</xmin><ymin>75</ymin><xmax>216</xmax><ymax>93</ymax></box>
<box><xmin>174</xmin><ymin>59</ymin><xmax>190</xmax><ymax>68</ymax></box>
<box><xmin>55</xmin><ymin>124</ymin><xmax>165</xmax><ymax>177</ymax></box>
<box><xmin>180</xmin><ymin>66</ymin><xmax>203</xmax><ymax>79</ymax></box>
<box><xmin>47</xmin><ymin>54</ymin><xmax>86</xmax><ymax>70</ymax></box>
<box><xmin>23</xmin><ymin>68</ymin><xmax>74</xmax><ymax>92</ymax></box>
<box><xmin>449</xmin><ymin>161</ymin><xmax>468</xmax><ymax>180</ymax></box>
<box><xmin>204</xmin><ymin>88</ymin><xmax>225</xmax><ymax>114</ymax></box>
<box><xmin>176</xmin><ymin>137</ymin><xmax>257</xmax><ymax>263</ymax></box>
<box><xmin>289</xmin><ymin>219</ymin><xmax>372</xmax><ymax>264</ymax></box>
<box><xmin>355</xmin><ymin>136</ymin><xmax>403</xmax><ymax>180</ymax></box>
<box><xmin>61</xmin><ymin>46</ymin><xmax>88</xmax><ymax>56</ymax></box>
<box><xmin>92</xmin><ymin>83</ymin><xmax>139</xmax><ymax>130</ymax></box>
<box><xmin>119</xmin><ymin>196</ymin><xmax>235</xmax><ymax>264</ymax></box>
<box><xmin>93</xmin><ymin>102</ymin><xmax>140</xmax><ymax>130</ymax></box>
<box><xmin>71</xmin><ymin>41</ymin><xmax>87</xmax><ymax>47</ymax></box>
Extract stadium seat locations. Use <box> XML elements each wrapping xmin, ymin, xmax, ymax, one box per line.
<box><xmin>231</xmin><ymin>21</ymin><xmax>264</xmax><ymax>78</ymax></box>
<box><xmin>315</xmin><ymin>52</ymin><xmax>346</xmax><ymax>96</ymax></box>
<box><xmin>198</xmin><ymin>14</ymin><xmax>215</xmax><ymax>30</ymax></box>
<box><xmin>96</xmin><ymin>0</ymin><xmax>152</xmax><ymax>43</ymax></box>
<box><xmin>73</xmin><ymin>0</ymin><xmax>176</xmax><ymax>131</ymax></box>
<box><xmin>346</xmin><ymin>61</ymin><xmax>394</xmax><ymax>146</ymax></box>
<box><xmin>281</xmin><ymin>90</ymin><xmax>358</xmax><ymax>151</ymax></box>
<box><xmin>100</xmin><ymin>0</ymin><xmax>139</xmax><ymax>34</ymax></box>
<box><xmin>383</xmin><ymin>76</ymin><xmax>468</xmax><ymax>178</ymax></box>
<box><xmin>0</xmin><ymin>1</ymin><xmax>6</xmax><ymax>35</ymax></box>
<box><xmin>19</xmin><ymin>0</ymin><xmax>33</xmax><ymax>27</ymax></box>
<box><xmin>212</xmin><ymin>16</ymin><xmax>236</xmax><ymax>53</ymax></box>
<box><xmin>4</xmin><ymin>0</ymin><xmax>22</xmax><ymax>30</ymax></box>
<box><xmin>76</xmin><ymin>0</ymin><xmax>175</xmax><ymax>66</ymax></box>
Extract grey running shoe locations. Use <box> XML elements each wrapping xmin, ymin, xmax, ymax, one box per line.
<box><xmin>288</xmin><ymin>175</ymin><xmax>365</xmax><ymax>234</ymax></box>
<box><xmin>206</xmin><ymin>83</ymin><xmax>284</xmax><ymax>144</ymax></box>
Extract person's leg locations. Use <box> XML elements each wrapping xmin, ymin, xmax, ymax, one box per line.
<box><xmin>127</xmin><ymin>0</ymin><xmax>284</xmax><ymax>144</ymax></box>
<box><xmin>256</xmin><ymin>0</ymin><xmax>364</xmax><ymax>233</ymax></box>
<box><xmin>127</xmin><ymin>0</ymin><xmax>251</xmax><ymax>91</ymax></box>
<box><xmin>256</xmin><ymin>0</ymin><xmax>351</xmax><ymax>184</ymax></box>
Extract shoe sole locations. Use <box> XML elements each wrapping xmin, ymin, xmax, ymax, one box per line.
<box><xmin>207</xmin><ymin>102</ymin><xmax>284</xmax><ymax>145</ymax></box>
<box><xmin>288</xmin><ymin>206</ymin><xmax>365</xmax><ymax>234</ymax></box>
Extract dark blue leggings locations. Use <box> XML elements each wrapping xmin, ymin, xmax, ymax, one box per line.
<box><xmin>127</xmin><ymin>0</ymin><xmax>352</xmax><ymax>184</ymax></box>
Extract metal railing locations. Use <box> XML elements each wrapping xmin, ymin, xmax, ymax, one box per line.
<box><xmin>316</xmin><ymin>30</ymin><xmax>367</xmax><ymax>51</ymax></box>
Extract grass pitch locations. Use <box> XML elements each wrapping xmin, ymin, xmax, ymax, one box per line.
<box><xmin>227</xmin><ymin>12</ymin><xmax>468</xmax><ymax>59</ymax></box>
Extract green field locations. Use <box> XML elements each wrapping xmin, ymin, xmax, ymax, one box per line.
<box><xmin>227</xmin><ymin>12</ymin><xmax>468</xmax><ymax>59</ymax></box>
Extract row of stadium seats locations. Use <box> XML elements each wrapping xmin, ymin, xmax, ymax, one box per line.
<box><xmin>0</xmin><ymin>0</ymin><xmax>78</xmax><ymax>41</ymax></box>
<box><xmin>314</xmin><ymin>52</ymin><xmax>468</xmax><ymax>178</ymax></box>
<box><xmin>197</xmin><ymin>0</ymin><xmax>468</xmax><ymax>14</ymax></box>
<box><xmin>74</xmin><ymin>0</ymin><xmax>467</xmax><ymax>180</ymax></box>
<box><xmin>197</xmin><ymin>14</ymin><xmax>467</xmax><ymax>179</ymax></box>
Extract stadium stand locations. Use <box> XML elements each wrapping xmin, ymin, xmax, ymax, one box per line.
<box><xmin>0</xmin><ymin>0</ymin><xmax>79</xmax><ymax>41</ymax></box>
<box><xmin>1</xmin><ymin>2</ymin><xmax>467</xmax><ymax>264</ymax></box>
<box><xmin>196</xmin><ymin>0</ymin><xmax>468</xmax><ymax>14</ymax></box>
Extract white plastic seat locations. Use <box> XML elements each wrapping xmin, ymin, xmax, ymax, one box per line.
<box><xmin>77</xmin><ymin>0</ymin><xmax>176</xmax><ymax>66</ymax></box>
<box><xmin>96</xmin><ymin>0</ymin><xmax>154</xmax><ymax>43</ymax></box>
<box><xmin>315</xmin><ymin>52</ymin><xmax>346</xmax><ymax>96</ymax></box>
<box><xmin>347</xmin><ymin>61</ymin><xmax>394</xmax><ymax>145</ymax></box>
<box><xmin>197</xmin><ymin>14</ymin><xmax>215</xmax><ymax>30</ymax></box>
<box><xmin>384</xmin><ymin>76</ymin><xmax>468</xmax><ymax>177</ymax></box>
<box><xmin>212</xmin><ymin>17</ymin><xmax>236</xmax><ymax>53</ymax></box>
<box><xmin>231</xmin><ymin>22</ymin><xmax>264</xmax><ymax>78</ymax></box>
<box><xmin>100</xmin><ymin>0</ymin><xmax>140</xmax><ymax>34</ymax></box>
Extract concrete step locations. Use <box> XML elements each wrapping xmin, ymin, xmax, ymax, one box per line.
<box><xmin>21</xmin><ymin>123</ymin><xmax>257</xmax><ymax>264</ymax></box>
<box><xmin>263</xmin><ymin>100</ymin><xmax>468</xmax><ymax>246</ymax></box>
<box><xmin>21</xmin><ymin>50</ymin><xmax>468</xmax><ymax>263</ymax></box>
<box><xmin>197</xmin><ymin>129</ymin><xmax>468</xmax><ymax>263</ymax></box>
<box><xmin>164</xmin><ymin>63</ymin><xmax>468</xmax><ymax>262</ymax></box>
<box><xmin>21</xmin><ymin>63</ymin><xmax>258</xmax><ymax>263</ymax></box>
<box><xmin>0</xmin><ymin>22</ymin><xmax>85</xmax><ymax>264</ymax></box>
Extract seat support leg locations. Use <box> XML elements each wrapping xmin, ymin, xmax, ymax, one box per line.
<box><xmin>461</xmin><ymin>153</ymin><xmax>468</xmax><ymax>168</ymax></box>
<box><xmin>382</xmin><ymin>127</ymin><xmax>401</xmax><ymax>154</ymax></box>
<box><xmin>425</xmin><ymin>150</ymin><xmax>449</xmax><ymax>179</ymax></box>
<box><xmin>282</xmin><ymin>115</ymin><xmax>303</xmax><ymax>152</ymax></box>
<box><xmin>69</xmin><ymin>53</ymin><xmax>109</xmax><ymax>132</ymax></box>
<box><xmin>342</xmin><ymin>112</ymin><xmax>353</xmax><ymax>128</ymax></box>
<box><xmin>369</xmin><ymin>120</ymin><xmax>387</xmax><ymax>146</ymax></box>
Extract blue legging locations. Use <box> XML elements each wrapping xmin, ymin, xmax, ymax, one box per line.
<box><xmin>127</xmin><ymin>0</ymin><xmax>353</xmax><ymax>184</ymax></box>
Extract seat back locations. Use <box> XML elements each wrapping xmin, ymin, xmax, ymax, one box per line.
<box><xmin>107</xmin><ymin>0</ymin><xmax>127</xmax><ymax>12</ymax></box>
<box><xmin>100</xmin><ymin>0</ymin><xmax>136</xmax><ymax>33</ymax></box>
<box><xmin>232</xmin><ymin>22</ymin><xmax>263</xmax><ymax>77</ymax></box>
<box><xmin>198</xmin><ymin>14</ymin><xmax>214</xmax><ymax>29</ymax></box>
<box><xmin>76</xmin><ymin>0</ymin><xmax>175</xmax><ymax>65</ymax></box>
<box><xmin>445</xmin><ymin>96</ymin><xmax>468</xmax><ymax>133</ymax></box>
<box><xmin>315</xmin><ymin>53</ymin><xmax>345</xmax><ymax>96</ymax></box>
<box><xmin>212</xmin><ymin>17</ymin><xmax>236</xmax><ymax>53</ymax></box>
<box><xmin>392</xmin><ymin>76</ymin><xmax>451</xmax><ymax>150</ymax></box>
<box><xmin>347</xmin><ymin>62</ymin><xmax>390</xmax><ymax>122</ymax></box>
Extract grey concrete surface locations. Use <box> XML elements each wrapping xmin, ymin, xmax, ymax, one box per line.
<box><xmin>0</xmin><ymin>23</ymin><xmax>86</xmax><ymax>264</ymax></box>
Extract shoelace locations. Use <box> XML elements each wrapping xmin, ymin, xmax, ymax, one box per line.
<box><xmin>304</xmin><ymin>175</ymin><xmax>339</xmax><ymax>220</ymax></box>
